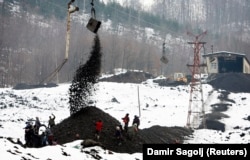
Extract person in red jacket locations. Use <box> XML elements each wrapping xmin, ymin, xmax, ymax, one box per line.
<box><xmin>122</xmin><ymin>113</ymin><xmax>130</xmax><ymax>133</ymax></box>
<box><xmin>95</xmin><ymin>120</ymin><xmax>103</xmax><ymax>140</ymax></box>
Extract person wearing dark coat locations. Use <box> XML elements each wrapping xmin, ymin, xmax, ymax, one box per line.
<box><xmin>132</xmin><ymin>115</ymin><xmax>140</xmax><ymax>129</ymax></box>
<box><xmin>34</xmin><ymin>117</ymin><xmax>41</xmax><ymax>134</ymax></box>
<box><xmin>24</xmin><ymin>122</ymin><xmax>34</xmax><ymax>147</ymax></box>
<box><xmin>114</xmin><ymin>126</ymin><xmax>122</xmax><ymax>145</ymax></box>
<box><xmin>48</xmin><ymin>114</ymin><xmax>56</xmax><ymax>128</ymax></box>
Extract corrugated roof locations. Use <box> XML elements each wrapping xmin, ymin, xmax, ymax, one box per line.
<box><xmin>203</xmin><ymin>51</ymin><xmax>246</xmax><ymax>57</ymax></box>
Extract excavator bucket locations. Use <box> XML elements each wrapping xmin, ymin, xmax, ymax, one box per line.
<box><xmin>160</xmin><ymin>56</ymin><xmax>169</xmax><ymax>64</ymax></box>
<box><xmin>86</xmin><ymin>17</ymin><xmax>101</xmax><ymax>34</ymax></box>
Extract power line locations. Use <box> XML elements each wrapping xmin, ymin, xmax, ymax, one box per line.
<box><xmin>10</xmin><ymin>0</ymin><xmax>187</xmax><ymax>40</ymax></box>
<box><xmin>93</xmin><ymin>2</ymin><xmax>184</xmax><ymax>38</ymax></box>
<box><xmin>19</xmin><ymin>0</ymin><xmax>184</xmax><ymax>39</ymax></box>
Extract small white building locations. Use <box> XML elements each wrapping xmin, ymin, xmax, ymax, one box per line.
<box><xmin>203</xmin><ymin>51</ymin><xmax>250</xmax><ymax>74</ymax></box>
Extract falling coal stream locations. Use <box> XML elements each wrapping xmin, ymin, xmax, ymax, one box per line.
<box><xmin>69</xmin><ymin>35</ymin><xmax>102</xmax><ymax>114</ymax></box>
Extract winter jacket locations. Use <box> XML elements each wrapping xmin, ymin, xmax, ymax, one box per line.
<box><xmin>48</xmin><ymin>114</ymin><xmax>56</xmax><ymax>128</ymax></box>
<box><xmin>122</xmin><ymin>115</ymin><xmax>130</xmax><ymax>124</ymax></box>
<box><xmin>95</xmin><ymin>121</ymin><xmax>103</xmax><ymax>132</ymax></box>
<box><xmin>132</xmin><ymin>117</ymin><xmax>140</xmax><ymax>128</ymax></box>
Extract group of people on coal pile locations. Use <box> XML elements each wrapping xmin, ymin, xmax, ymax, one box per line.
<box><xmin>23</xmin><ymin>114</ymin><xmax>57</xmax><ymax>148</ymax></box>
<box><xmin>115</xmin><ymin>113</ymin><xmax>140</xmax><ymax>145</ymax></box>
<box><xmin>93</xmin><ymin>113</ymin><xmax>140</xmax><ymax>146</ymax></box>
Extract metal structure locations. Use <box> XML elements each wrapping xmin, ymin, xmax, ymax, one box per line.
<box><xmin>186</xmin><ymin>31</ymin><xmax>207</xmax><ymax>129</ymax></box>
<box><xmin>86</xmin><ymin>0</ymin><xmax>101</xmax><ymax>33</ymax></box>
<box><xmin>160</xmin><ymin>42</ymin><xmax>168</xmax><ymax>64</ymax></box>
<box><xmin>40</xmin><ymin>0</ymin><xmax>78</xmax><ymax>84</ymax></box>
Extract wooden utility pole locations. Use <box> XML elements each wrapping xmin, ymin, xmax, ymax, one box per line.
<box><xmin>39</xmin><ymin>0</ymin><xmax>78</xmax><ymax>84</ymax></box>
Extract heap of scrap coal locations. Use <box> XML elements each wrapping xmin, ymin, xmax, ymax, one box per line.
<box><xmin>205</xmin><ymin>73</ymin><xmax>250</xmax><ymax>133</ymax></box>
<box><xmin>68</xmin><ymin>35</ymin><xmax>102</xmax><ymax>114</ymax></box>
<box><xmin>52</xmin><ymin>107</ymin><xmax>193</xmax><ymax>154</ymax></box>
<box><xmin>13</xmin><ymin>83</ymin><xmax>57</xmax><ymax>90</ymax></box>
<box><xmin>207</xmin><ymin>73</ymin><xmax>250</xmax><ymax>93</ymax></box>
<box><xmin>152</xmin><ymin>78</ymin><xmax>187</xmax><ymax>87</ymax></box>
<box><xmin>99</xmin><ymin>71</ymin><xmax>155</xmax><ymax>83</ymax></box>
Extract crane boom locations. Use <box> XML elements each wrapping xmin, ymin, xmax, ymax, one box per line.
<box><xmin>39</xmin><ymin>1</ymin><xmax>78</xmax><ymax>84</ymax></box>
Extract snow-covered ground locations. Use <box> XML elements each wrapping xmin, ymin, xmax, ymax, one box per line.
<box><xmin>0</xmin><ymin>77</ymin><xmax>249</xmax><ymax>159</ymax></box>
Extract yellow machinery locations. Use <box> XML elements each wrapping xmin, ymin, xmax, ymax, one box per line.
<box><xmin>173</xmin><ymin>72</ymin><xmax>187</xmax><ymax>83</ymax></box>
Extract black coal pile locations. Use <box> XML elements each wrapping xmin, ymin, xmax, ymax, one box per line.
<box><xmin>99</xmin><ymin>71</ymin><xmax>155</xmax><ymax>83</ymax></box>
<box><xmin>153</xmin><ymin>78</ymin><xmax>187</xmax><ymax>87</ymax></box>
<box><xmin>53</xmin><ymin>66</ymin><xmax>193</xmax><ymax>153</ymax></box>
<box><xmin>208</xmin><ymin>73</ymin><xmax>250</xmax><ymax>93</ymax></box>
<box><xmin>13</xmin><ymin>83</ymin><xmax>58</xmax><ymax>90</ymax></box>
<box><xmin>52</xmin><ymin>107</ymin><xmax>193</xmax><ymax>153</ymax></box>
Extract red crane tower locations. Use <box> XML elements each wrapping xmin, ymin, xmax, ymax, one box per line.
<box><xmin>186</xmin><ymin>31</ymin><xmax>207</xmax><ymax>129</ymax></box>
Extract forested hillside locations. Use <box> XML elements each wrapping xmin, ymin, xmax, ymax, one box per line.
<box><xmin>0</xmin><ymin>0</ymin><xmax>250</xmax><ymax>87</ymax></box>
